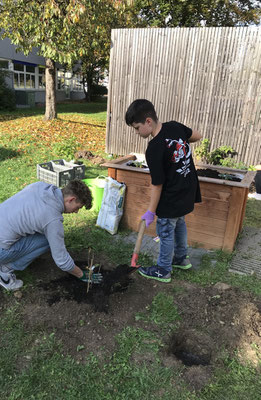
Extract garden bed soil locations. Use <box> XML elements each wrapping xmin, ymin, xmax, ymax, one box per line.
<box><xmin>1</xmin><ymin>252</ymin><xmax>261</xmax><ymax>391</ymax></box>
<box><xmin>196</xmin><ymin>168</ymin><xmax>242</xmax><ymax>182</ymax></box>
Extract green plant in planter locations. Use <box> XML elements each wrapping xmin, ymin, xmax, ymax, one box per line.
<box><xmin>194</xmin><ymin>138</ymin><xmax>210</xmax><ymax>163</ymax></box>
<box><xmin>209</xmin><ymin>145</ymin><xmax>237</xmax><ymax>165</ymax></box>
<box><xmin>219</xmin><ymin>158</ymin><xmax>248</xmax><ymax>170</ymax></box>
<box><xmin>194</xmin><ymin>139</ymin><xmax>240</xmax><ymax>167</ymax></box>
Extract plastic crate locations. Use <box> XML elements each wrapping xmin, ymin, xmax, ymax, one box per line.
<box><xmin>37</xmin><ymin>160</ymin><xmax>85</xmax><ymax>187</ymax></box>
<box><xmin>52</xmin><ymin>159</ymin><xmax>86</xmax><ymax>180</ymax></box>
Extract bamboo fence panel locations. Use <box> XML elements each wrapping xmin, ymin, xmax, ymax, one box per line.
<box><xmin>106</xmin><ymin>27</ymin><xmax>261</xmax><ymax>166</ymax></box>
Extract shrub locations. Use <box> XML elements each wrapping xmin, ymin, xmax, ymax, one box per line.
<box><xmin>91</xmin><ymin>84</ymin><xmax>107</xmax><ymax>97</ymax></box>
<box><xmin>0</xmin><ymin>70</ymin><xmax>16</xmax><ymax>111</ymax></box>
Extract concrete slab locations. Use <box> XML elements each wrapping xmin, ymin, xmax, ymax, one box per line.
<box><xmin>114</xmin><ymin>232</ymin><xmax>210</xmax><ymax>270</ymax></box>
<box><xmin>229</xmin><ymin>227</ymin><xmax>261</xmax><ymax>278</ymax></box>
<box><xmin>114</xmin><ymin>225</ymin><xmax>261</xmax><ymax>277</ymax></box>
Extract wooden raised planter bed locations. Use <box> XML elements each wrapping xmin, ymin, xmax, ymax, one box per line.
<box><xmin>102</xmin><ymin>155</ymin><xmax>256</xmax><ymax>252</ymax></box>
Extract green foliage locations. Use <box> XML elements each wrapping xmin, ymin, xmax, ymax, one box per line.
<box><xmin>194</xmin><ymin>138</ymin><xmax>210</xmax><ymax>163</ymax></box>
<box><xmin>52</xmin><ymin>135</ymin><xmax>80</xmax><ymax>159</ymax></box>
<box><xmin>0</xmin><ymin>0</ymin><xmax>131</xmax><ymax>115</ymax></box>
<box><xmin>91</xmin><ymin>84</ymin><xmax>108</xmax><ymax>97</ymax></box>
<box><xmin>78</xmin><ymin>0</ymin><xmax>131</xmax><ymax>101</ymax></box>
<box><xmin>0</xmin><ymin>0</ymin><xmax>87</xmax><ymax>65</ymax></box>
<box><xmin>208</xmin><ymin>145</ymin><xmax>237</xmax><ymax>165</ymax></box>
<box><xmin>132</xmin><ymin>0</ymin><xmax>261</xmax><ymax>27</ymax></box>
<box><xmin>0</xmin><ymin>71</ymin><xmax>16</xmax><ymax>111</ymax></box>
<box><xmin>194</xmin><ymin>139</ymin><xmax>248</xmax><ymax>168</ymax></box>
<box><xmin>219</xmin><ymin>158</ymin><xmax>249</xmax><ymax>170</ymax></box>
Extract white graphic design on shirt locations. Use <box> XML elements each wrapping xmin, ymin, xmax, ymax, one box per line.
<box><xmin>165</xmin><ymin>138</ymin><xmax>191</xmax><ymax>177</ymax></box>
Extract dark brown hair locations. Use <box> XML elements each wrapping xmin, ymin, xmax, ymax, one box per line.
<box><xmin>62</xmin><ymin>180</ymin><xmax>92</xmax><ymax>209</ymax></box>
<box><xmin>125</xmin><ymin>99</ymin><xmax>158</xmax><ymax>125</ymax></box>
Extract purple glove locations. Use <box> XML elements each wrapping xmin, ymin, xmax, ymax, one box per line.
<box><xmin>141</xmin><ymin>210</ymin><xmax>156</xmax><ymax>227</ymax></box>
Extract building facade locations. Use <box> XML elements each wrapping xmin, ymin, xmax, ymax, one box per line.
<box><xmin>0</xmin><ymin>37</ymin><xmax>85</xmax><ymax>107</ymax></box>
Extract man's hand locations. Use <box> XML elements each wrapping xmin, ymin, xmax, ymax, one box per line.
<box><xmin>141</xmin><ymin>210</ymin><xmax>156</xmax><ymax>227</ymax></box>
<box><xmin>78</xmin><ymin>270</ymin><xmax>103</xmax><ymax>284</ymax></box>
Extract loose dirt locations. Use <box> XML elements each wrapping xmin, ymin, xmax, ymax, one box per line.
<box><xmin>197</xmin><ymin>168</ymin><xmax>242</xmax><ymax>182</ymax></box>
<box><xmin>1</xmin><ymin>252</ymin><xmax>261</xmax><ymax>391</ymax></box>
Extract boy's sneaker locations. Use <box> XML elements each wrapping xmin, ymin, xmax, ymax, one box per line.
<box><xmin>138</xmin><ymin>265</ymin><xmax>171</xmax><ymax>283</ymax></box>
<box><xmin>172</xmin><ymin>256</ymin><xmax>192</xmax><ymax>270</ymax></box>
<box><xmin>0</xmin><ymin>266</ymin><xmax>23</xmax><ymax>291</ymax></box>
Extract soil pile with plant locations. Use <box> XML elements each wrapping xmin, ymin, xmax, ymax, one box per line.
<box><xmin>39</xmin><ymin>262</ymin><xmax>134</xmax><ymax>313</ymax></box>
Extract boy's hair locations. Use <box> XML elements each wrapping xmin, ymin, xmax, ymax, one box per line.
<box><xmin>125</xmin><ymin>99</ymin><xmax>158</xmax><ymax>126</ymax></box>
<box><xmin>62</xmin><ymin>179</ymin><xmax>92</xmax><ymax>209</ymax></box>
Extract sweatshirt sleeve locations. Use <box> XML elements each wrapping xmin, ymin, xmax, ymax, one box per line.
<box><xmin>43</xmin><ymin>219</ymin><xmax>75</xmax><ymax>272</ymax></box>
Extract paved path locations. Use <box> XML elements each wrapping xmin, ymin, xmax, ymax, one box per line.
<box><xmin>115</xmin><ymin>226</ymin><xmax>261</xmax><ymax>276</ymax></box>
<box><xmin>114</xmin><ymin>231</ymin><xmax>214</xmax><ymax>270</ymax></box>
<box><xmin>229</xmin><ymin>226</ymin><xmax>261</xmax><ymax>278</ymax></box>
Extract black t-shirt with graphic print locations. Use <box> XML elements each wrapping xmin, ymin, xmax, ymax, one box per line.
<box><xmin>145</xmin><ymin>121</ymin><xmax>201</xmax><ymax>218</ymax></box>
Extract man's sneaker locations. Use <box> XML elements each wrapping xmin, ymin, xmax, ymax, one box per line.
<box><xmin>138</xmin><ymin>265</ymin><xmax>171</xmax><ymax>283</ymax></box>
<box><xmin>0</xmin><ymin>272</ymin><xmax>23</xmax><ymax>291</ymax></box>
<box><xmin>172</xmin><ymin>256</ymin><xmax>192</xmax><ymax>270</ymax></box>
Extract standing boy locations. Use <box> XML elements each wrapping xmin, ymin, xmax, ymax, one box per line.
<box><xmin>0</xmin><ymin>179</ymin><xmax>102</xmax><ymax>291</ymax></box>
<box><xmin>125</xmin><ymin>99</ymin><xmax>202</xmax><ymax>283</ymax></box>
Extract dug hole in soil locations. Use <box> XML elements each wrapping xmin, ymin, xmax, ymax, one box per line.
<box><xmin>1</xmin><ymin>251</ymin><xmax>261</xmax><ymax>391</ymax></box>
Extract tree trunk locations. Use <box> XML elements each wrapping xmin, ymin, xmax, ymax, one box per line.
<box><xmin>44</xmin><ymin>58</ymin><xmax>57</xmax><ymax>120</ymax></box>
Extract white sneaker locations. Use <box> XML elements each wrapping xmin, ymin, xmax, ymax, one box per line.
<box><xmin>0</xmin><ymin>267</ymin><xmax>23</xmax><ymax>291</ymax></box>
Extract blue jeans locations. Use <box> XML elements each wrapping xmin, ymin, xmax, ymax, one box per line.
<box><xmin>156</xmin><ymin>216</ymin><xmax>188</xmax><ymax>273</ymax></box>
<box><xmin>0</xmin><ymin>234</ymin><xmax>50</xmax><ymax>271</ymax></box>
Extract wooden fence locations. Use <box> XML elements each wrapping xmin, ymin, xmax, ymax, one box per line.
<box><xmin>106</xmin><ymin>27</ymin><xmax>261</xmax><ymax>166</ymax></box>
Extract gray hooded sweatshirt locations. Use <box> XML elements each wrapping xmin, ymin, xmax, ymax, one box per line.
<box><xmin>0</xmin><ymin>182</ymin><xmax>74</xmax><ymax>272</ymax></box>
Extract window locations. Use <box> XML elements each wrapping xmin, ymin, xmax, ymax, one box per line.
<box><xmin>57</xmin><ymin>70</ymin><xmax>65</xmax><ymax>90</ymax></box>
<box><xmin>65</xmin><ymin>71</ymin><xmax>72</xmax><ymax>91</ymax></box>
<box><xmin>72</xmin><ymin>73</ymin><xmax>83</xmax><ymax>91</ymax></box>
<box><xmin>13</xmin><ymin>62</ymin><xmax>36</xmax><ymax>89</ymax></box>
<box><xmin>0</xmin><ymin>59</ymin><xmax>9</xmax><ymax>69</ymax></box>
<box><xmin>38</xmin><ymin>66</ymin><xmax>45</xmax><ymax>89</ymax></box>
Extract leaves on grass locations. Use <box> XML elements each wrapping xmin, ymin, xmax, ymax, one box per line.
<box><xmin>0</xmin><ymin>114</ymin><xmax>106</xmax><ymax>155</ymax></box>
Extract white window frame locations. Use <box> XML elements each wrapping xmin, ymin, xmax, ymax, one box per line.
<box><xmin>57</xmin><ymin>69</ymin><xmax>65</xmax><ymax>91</ymax></box>
<box><xmin>13</xmin><ymin>62</ymin><xmax>36</xmax><ymax>90</ymax></box>
<box><xmin>38</xmin><ymin>66</ymin><xmax>46</xmax><ymax>90</ymax></box>
<box><xmin>72</xmin><ymin>73</ymin><xmax>83</xmax><ymax>92</ymax></box>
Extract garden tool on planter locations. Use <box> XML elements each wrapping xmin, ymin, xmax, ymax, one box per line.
<box><xmin>130</xmin><ymin>219</ymin><xmax>146</xmax><ymax>269</ymax></box>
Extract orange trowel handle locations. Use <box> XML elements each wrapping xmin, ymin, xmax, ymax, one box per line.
<box><xmin>131</xmin><ymin>219</ymin><xmax>146</xmax><ymax>267</ymax></box>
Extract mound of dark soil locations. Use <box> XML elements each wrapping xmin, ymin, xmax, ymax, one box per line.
<box><xmin>38</xmin><ymin>262</ymin><xmax>134</xmax><ymax>313</ymax></box>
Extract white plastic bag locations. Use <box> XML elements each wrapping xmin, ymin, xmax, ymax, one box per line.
<box><xmin>96</xmin><ymin>177</ymin><xmax>126</xmax><ymax>235</ymax></box>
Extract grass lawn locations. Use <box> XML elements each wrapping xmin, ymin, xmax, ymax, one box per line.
<box><xmin>0</xmin><ymin>102</ymin><xmax>261</xmax><ymax>400</ymax></box>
